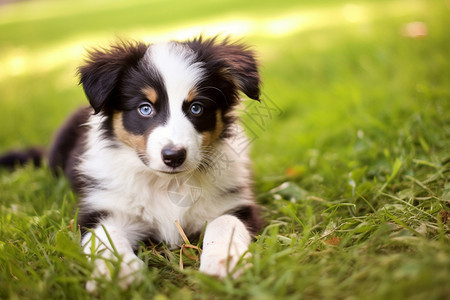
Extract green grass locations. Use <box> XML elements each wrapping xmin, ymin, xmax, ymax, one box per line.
<box><xmin>1</xmin><ymin>0</ymin><xmax>449</xmax><ymax>299</ymax></box>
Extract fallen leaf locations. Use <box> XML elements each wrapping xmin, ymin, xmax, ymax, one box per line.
<box><xmin>324</xmin><ymin>236</ymin><xmax>342</xmax><ymax>246</ymax></box>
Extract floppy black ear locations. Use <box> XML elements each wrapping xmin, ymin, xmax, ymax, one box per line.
<box><xmin>220</xmin><ymin>40</ymin><xmax>261</xmax><ymax>101</ymax></box>
<box><xmin>78</xmin><ymin>41</ymin><xmax>148</xmax><ymax>114</ymax></box>
<box><xmin>186</xmin><ymin>36</ymin><xmax>261</xmax><ymax>101</ymax></box>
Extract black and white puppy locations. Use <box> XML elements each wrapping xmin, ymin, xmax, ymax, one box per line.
<box><xmin>47</xmin><ymin>36</ymin><xmax>263</xmax><ymax>290</ymax></box>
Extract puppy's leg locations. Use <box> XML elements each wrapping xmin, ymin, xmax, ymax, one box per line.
<box><xmin>81</xmin><ymin>218</ymin><xmax>144</xmax><ymax>292</ymax></box>
<box><xmin>199</xmin><ymin>215</ymin><xmax>251</xmax><ymax>278</ymax></box>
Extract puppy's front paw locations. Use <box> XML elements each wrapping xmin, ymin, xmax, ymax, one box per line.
<box><xmin>199</xmin><ymin>247</ymin><xmax>249</xmax><ymax>279</ymax></box>
<box><xmin>117</xmin><ymin>252</ymin><xmax>144</xmax><ymax>289</ymax></box>
<box><xmin>86</xmin><ymin>252</ymin><xmax>144</xmax><ymax>293</ymax></box>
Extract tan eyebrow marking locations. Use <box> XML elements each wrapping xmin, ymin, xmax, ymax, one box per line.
<box><xmin>142</xmin><ymin>86</ymin><xmax>158</xmax><ymax>104</ymax></box>
<box><xmin>186</xmin><ymin>88</ymin><xmax>198</xmax><ymax>103</ymax></box>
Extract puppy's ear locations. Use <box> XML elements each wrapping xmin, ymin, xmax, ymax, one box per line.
<box><xmin>78</xmin><ymin>41</ymin><xmax>148</xmax><ymax>114</ymax></box>
<box><xmin>219</xmin><ymin>39</ymin><xmax>261</xmax><ymax>101</ymax></box>
<box><xmin>188</xmin><ymin>36</ymin><xmax>261</xmax><ymax>101</ymax></box>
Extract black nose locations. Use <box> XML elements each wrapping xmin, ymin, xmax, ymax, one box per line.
<box><xmin>161</xmin><ymin>145</ymin><xmax>186</xmax><ymax>168</ymax></box>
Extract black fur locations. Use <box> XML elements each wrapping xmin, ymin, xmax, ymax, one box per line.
<box><xmin>185</xmin><ymin>36</ymin><xmax>260</xmax><ymax>102</ymax></box>
<box><xmin>0</xmin><ymin>148</ymin><xmax>44</xmax><ymax>169</ymax></box>
<box><xmin>78</xmin><ymin>40</ymin><xmax>149</xmax><ymax>115</ymax></box>
<box><xmin>229</xmin><ymin>205</ymin><xmax>264</xmax><ymax>236</ymax></box>
<box><xmin>119</xmin><ymin>82</ymin><xmax>169</xmax><ymax>136</ymax></box>
<box><xmin>78</xmin><ymin>210</ymin><xmax>110</xmax><ymax>237</ymax></box>
<box><xmin>48</xmin><ymin>107</ymin><xmax>91</xmax><ymax>180</ymax></box>
<box><xmin>182</xmin><ymin>98</ymin><xmax>218</xmax><ymax>132</ymax></box>
<box><xmin>184</xmin><ymin>36</ymin><xmax>260</xmax><ymax>138</ymax></box>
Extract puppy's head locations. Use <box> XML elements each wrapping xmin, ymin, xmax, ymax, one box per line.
<box><xmin>78</xmin><ymin>36</ymin><xmax>260</xmax><ymax>175</ymax></box>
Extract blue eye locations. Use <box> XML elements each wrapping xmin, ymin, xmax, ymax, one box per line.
<box><xmin>190</xmin><ymin>103</ymin><xmax>204</xmax><ymax>116</ymax></box>
<box><xmin>138</xmin><ymin>104</ymin><xmax>153</xmax><ymax>116</ymax></box>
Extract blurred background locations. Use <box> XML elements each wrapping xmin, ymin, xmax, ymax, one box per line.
<box><xmin>0</xmin><ymin>0</ymin><xmax>449</xmax><ymax>189</ymax></box>
<box><xmin>1</xmin><ymin>2</ymin><xmax>449</xmax><ymax>298</ymax></box>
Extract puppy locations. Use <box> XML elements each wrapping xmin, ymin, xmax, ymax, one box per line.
<box><xmin>45</xmin><ymin>36</ymin><xmax>263</xmax><ymax>290</ymax></box>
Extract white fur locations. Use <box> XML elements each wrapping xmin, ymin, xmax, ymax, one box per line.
<box><xmin>144</xmin><ymin>42</ymin><xmax>206</xmax><ymax>173</ymax></box>
<box><xmin>145</xmin><ymin>42</ymin><xmax>204</xmax><ymax>101</ymax></box>
<box><xmin>199</xmin><ymin>215</ymin><xmax>251</xmax><ymax>278</ymax></box>
<box><xmin>82</xmin><ymin>220</ymin><xmax>144</xmax><ymax>292</ymax></box>
<box><xmin>80</xmin><ymin>114</ymin><xmax>252</xmax><ymax>248</ymax></box>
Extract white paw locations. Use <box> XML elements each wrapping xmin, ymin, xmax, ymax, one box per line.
<box><xmin>199</xmin><ymin>215</ymin><xmax>252</xmax><ymax>279</ymax></box>
<box><xmin>86</xmin><ymin>252</ymin><xmax>144</xmax><ymax>293</ymax></box>
<box><xmin>199</xmin><ymin>246</ymin><xmax>250</xmax><ymax>279</ymax></box>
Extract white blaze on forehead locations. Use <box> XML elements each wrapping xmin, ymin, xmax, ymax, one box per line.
<box><xmin>144</xmin><ymin>42</ymin><xmax>204</xmax><ymax>106</ymax></box>
<box><xmin>144</xmin><ymin>42</ymin><xmax>205</xmax><ymax>171</ymax></box>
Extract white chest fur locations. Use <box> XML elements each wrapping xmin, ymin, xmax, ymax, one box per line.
<box><xmin>78</xmin><ymin>119</ymin><xmax>252</xmax><ymax>247</ymax></box>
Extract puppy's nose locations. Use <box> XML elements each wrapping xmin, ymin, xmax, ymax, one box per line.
<box><xmin>161</xmin><ymin>145</ymin><xmax>186</xmax><ymax>168</ymax></box>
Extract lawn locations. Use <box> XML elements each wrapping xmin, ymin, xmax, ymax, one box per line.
<box><xmin>0</xmin><ymin>0</ymin><xmax>449</xmax><ymax>299</ymax></box>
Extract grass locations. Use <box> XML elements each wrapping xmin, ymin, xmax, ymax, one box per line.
<box><xmin>1</xmin><ymin>0</ymin><xmax>449</xmax><ymax>299</ymax></box>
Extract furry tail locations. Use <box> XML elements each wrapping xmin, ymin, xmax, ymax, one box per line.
<box><xmin>0</xmin><ymin>107</ymin><xmax>91</xmax><ymax>174</ymax></box>
<box><xmin>0</xmin><ymin>147</ymin><xmax>45</xmax><ymax>170</ymax></box>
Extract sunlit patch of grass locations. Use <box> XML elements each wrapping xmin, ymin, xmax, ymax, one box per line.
<box><xmin>0</xmin><ymin>0</ymin><xmax>428</xmax><ymax>80</ymax></box>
